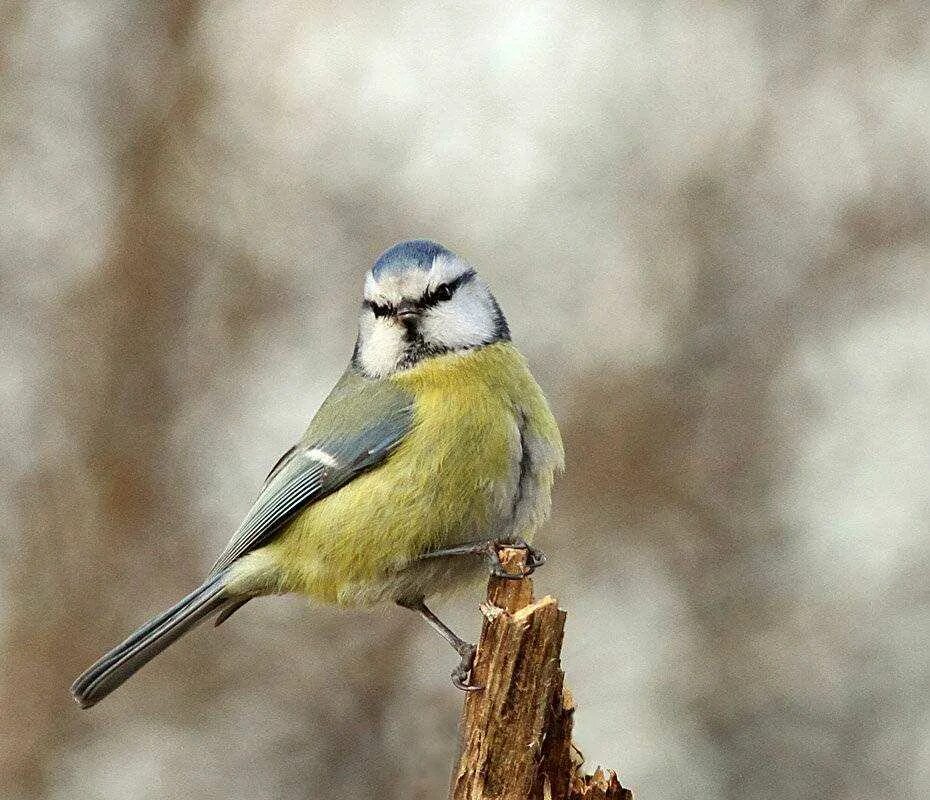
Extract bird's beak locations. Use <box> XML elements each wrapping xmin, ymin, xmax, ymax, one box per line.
<box><xmin>393</xmin><ymin>302</ymin><xmax>419</xmax><ymax>321</ymax></box>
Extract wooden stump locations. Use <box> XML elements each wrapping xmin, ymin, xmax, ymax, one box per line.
<box><xmin>449</xmin><ymin>548</ymin><xmax>632</xmax><ymax>800</ymax></box>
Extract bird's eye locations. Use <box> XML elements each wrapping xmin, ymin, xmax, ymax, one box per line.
<box><xmin>433</xmin><ymin>283</ymin><xmax>453</xmax><ymax>302</ymax></box>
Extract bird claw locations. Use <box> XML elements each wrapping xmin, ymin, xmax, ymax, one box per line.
<box><xmin>451</xmin><ymin>644</ymin><xmax>482</xmax><ymax>692</ymax></box>
<box><xmin>416</xmin><ymin>538</ymin><xmax>547</xmax><ymax>579</ymax></box>
<box><xmin>487</xmin><ymin>539</ymin><xmax>546</xmax><ymax>579</ymax></box>
<box><xmin>524</xmin><ymin>545</ymin><xmax>546</xmax><ymax>571</ymax></box>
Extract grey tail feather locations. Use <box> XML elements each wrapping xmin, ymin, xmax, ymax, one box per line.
<box><xmin>70</xmin><ymin>571</ymin><xmax>232</xmax><ymax>709</ymax></box>
<box><xmin>214</xmin><ymin>597</ymin><xmax>251</xmax><ymax>627</ymax></box>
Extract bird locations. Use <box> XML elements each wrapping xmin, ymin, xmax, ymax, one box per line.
<box><xmin>71</xmin><ymin>239</ymin><xmax>564</xmax><ymax>708</ymax></box>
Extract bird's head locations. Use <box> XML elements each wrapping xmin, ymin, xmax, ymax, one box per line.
<box><xmin>354</xmin><ymin>240</ymin><xmax>510</xmax><ymax>377</ymax></box>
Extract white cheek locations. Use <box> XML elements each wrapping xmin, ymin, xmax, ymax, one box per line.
<box><xmin>421</xmin><ymin>291</ymin><xmax>495</xmax><ymax>349</ymax></box>
<box><xmin>358</xmin><ymin>318</ymin><xmax>406</xmax><ymax>377</ymax></box>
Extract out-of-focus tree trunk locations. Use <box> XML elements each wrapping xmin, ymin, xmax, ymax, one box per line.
<box><xmin>1</xmin><ymin>6</ymin><xmax>416</xmax><ymax>798</ymax></box>
<box><xmin>0</xmin><ymin>2</ymin><xmax>204</xmax><ymax>793</ymax></box>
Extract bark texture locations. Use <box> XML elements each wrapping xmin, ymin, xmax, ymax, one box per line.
<box><xmin>450</xmin><ymin>548</ymin><xmax>631</xmax><ymax>800</ymax></box>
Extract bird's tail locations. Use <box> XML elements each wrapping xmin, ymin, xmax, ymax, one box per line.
<box><xmin>70</xmin><ymin>571</ymin><xmax>232</xmax><ymax>709</ymax></box>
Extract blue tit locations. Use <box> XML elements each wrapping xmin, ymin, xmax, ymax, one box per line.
<box><xmin>71</xmin><ymin>239</ymin><xmax>564</xmax><ymax>707</ymax></box>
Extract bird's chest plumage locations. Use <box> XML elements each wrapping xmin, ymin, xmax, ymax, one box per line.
<box><xmin>263</xmin><ymin>344</ymin><xmax>562</xmax><ymax>605</ymax></box>
<box><xmin>394</xmin><ymin>365</ymin><xmax>524</xmax><ymax>542</ymax></box>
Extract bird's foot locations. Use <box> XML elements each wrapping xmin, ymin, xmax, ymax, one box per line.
<box><xmin>487</xmin><ymin>538</ymin><xmax>546</xmax><ymax>579</ymax></box>
<box><xmin>416</xmin><ymin>537</ymin><xmax>546</xmax><ymax>579</ymax></box>
<box><xmin>451</xmin><ymin>642</ymin><xmax>481</xmax><ymax>692</ymax></box>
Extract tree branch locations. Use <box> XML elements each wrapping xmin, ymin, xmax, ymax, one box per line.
<box><xmin>449</xmin><ymin>548</ymin><xmax>632</xmax><ymax>800</ymax></box>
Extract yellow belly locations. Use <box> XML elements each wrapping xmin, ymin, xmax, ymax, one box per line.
<box><xmin>235</xmin><ymin>343</ymin><xmax>561</xmax><ymax>606</ymax></box>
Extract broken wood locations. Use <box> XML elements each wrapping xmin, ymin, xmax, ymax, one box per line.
<box><xmin>449</xmin><ymin>548</ymin><xmax>632</xmax><ymax>800</ymax></box>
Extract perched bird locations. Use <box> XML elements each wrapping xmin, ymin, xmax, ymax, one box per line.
<box><xmin>71</xmin><ymin>240</ymin><xmax>564</xmax><ymax>708</ymax></box>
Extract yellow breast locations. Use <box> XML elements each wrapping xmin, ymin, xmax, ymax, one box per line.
<box><xmin>250</xmin><ymin>342</ymin><xmax>562</xmax><ymax>605</ymax></box>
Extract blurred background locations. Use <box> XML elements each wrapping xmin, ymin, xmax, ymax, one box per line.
<box><xmin>2</xmin><ymin>2</ymin><xmax>929</xmax><ymax>799</ymax></box>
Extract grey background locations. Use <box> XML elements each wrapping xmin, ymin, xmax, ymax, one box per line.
<box><xmin>2</xmin><ymin>3</ymin><xmax>929</xmax><ymax>799</ymax></box>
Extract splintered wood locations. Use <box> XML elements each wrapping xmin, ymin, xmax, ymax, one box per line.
<box><xmin>449</xmin><ymin>548</ymin><xmax>632</xmax><ymax>800</ymax></box>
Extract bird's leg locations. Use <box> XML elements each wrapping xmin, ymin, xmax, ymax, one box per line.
<box><xmin>416</xmin><ymin>537</ymin><xmax>546</xmax><ymax>579</ymax></box>
<box><xmin>397</xmin><ymin>598</ymin><xmax>481</xmax><ymax>691</ymax></box>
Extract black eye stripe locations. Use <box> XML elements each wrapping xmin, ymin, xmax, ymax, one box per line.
<box><xmin>422</xmin><ymin>270</ymin><xmax>475</xmax><ymax>307</ymax></box>
<box><xmin>364</xmin><ymin>270</ymin><xmax>476</xmax><ymax>317</ymax></box>
<box><xmin>363</xmin><ymin>299</ymin><xmax>395</xmax><ymax>317</ymax></box>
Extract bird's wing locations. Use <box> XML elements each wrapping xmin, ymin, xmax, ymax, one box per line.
<box><xmin>208</xmin><ymin>368</ymin><xmax>414</xmax><ymax>577</ymax></box>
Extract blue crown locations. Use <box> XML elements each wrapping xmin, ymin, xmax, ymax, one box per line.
<box><xmin>371</xmin><ymin>239</ymin><xmax>451</xmax><ymax>278</ymax></box>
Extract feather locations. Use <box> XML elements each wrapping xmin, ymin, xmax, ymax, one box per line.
<box><xmin>242</xmin><ymin>342</ymin><xmax>564</xmax><ymax>607</ymax></box>
<box><xmin>208</xmin><ymin>367</ymin><xmax>414</xmax><ymax>577</ymax></box>
<box><xmin>70</xmin><ymin>572</ymin><xmax>232</xmax><ymax>708</ymax></box>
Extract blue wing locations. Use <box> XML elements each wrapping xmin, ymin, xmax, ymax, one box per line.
<box><xmin>208</xmin><ymin>368</ymin><xmax>414</xmax><ymax>577</ymax></box>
